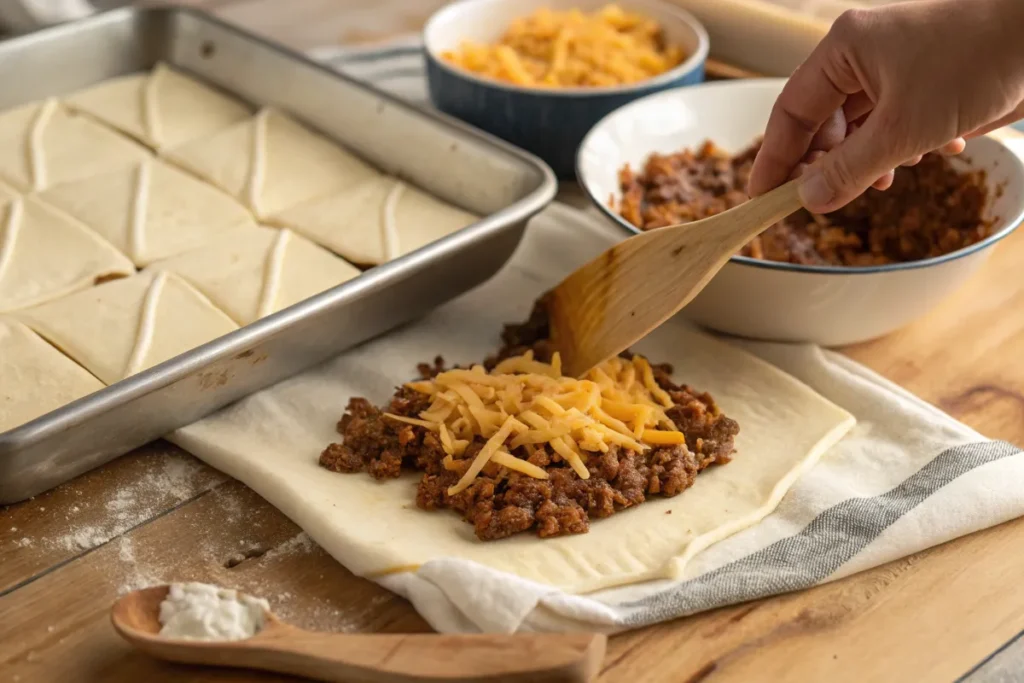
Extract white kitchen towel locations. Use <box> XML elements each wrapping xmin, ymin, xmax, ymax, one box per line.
<box><xmin>173</xmin><ymin>201</ymin><xmax>1024</xmax><ymax>634</ymax></box>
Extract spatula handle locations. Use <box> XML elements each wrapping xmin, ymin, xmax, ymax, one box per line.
<box><xmin>242</xmin><ymin>630</ymin><xmax>607</xmax><ymax>683</ymax></box>
<box><xmin>717</xmin><ymin>178</ymin><xmax>803</xmax><ymax>245</ymax></box>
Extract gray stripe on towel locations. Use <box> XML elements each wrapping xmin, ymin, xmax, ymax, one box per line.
<box><xmin>620</xmin><ymin>440</ymin><xmax>1022</xmax><ymax>626</ymax></box>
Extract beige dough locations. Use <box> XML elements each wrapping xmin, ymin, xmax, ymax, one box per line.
<box><xmin>39</xmin><ymin>158</ymin><xmax>256</xmax><ymax>266</ymax></box>
<box><xmin>0</xmin><ymin>179</ymin><xmax>17</xmax><ymax>203</ymax></box>
<box><xmin>171</xmin><ymin>294</ymin><xmax>855</xmax><ymax>594</ymax></box>
<box><xmin>270</xmin><ymin>176</ymin><xmax>479</xmax><ymax>266</ymax></box>
<box><xmin>64</xmin><ymin>63</ymin><xmax>251</xmax><ymax>151</ymax></box>
<box><xmin>164</xmin><ymin>108</ymin><xmax>379</xmax><ymax>219</ymax></box>
<box><xmin>0</xmin><ymin>318</ymin><xmax>104</xmax><ymax>434</ymax></box>
<box><xmin>16</xmin><ymin>271</ymin><xmax>238</xmax><ymax>385</ymax></box>
<box><xmin>148</xmin><ymin>225</ymin><xmax>361</xmax><ymax>326</ymax></box>
<box><xmin>0</xmin><ymin>98</ymin><xmax>149</xmax><ymax>192</ymax></box>
<box><xmin>0</xmin><ymin>196</ymin><xmax>135</xmax><ymax>313</ymax></box>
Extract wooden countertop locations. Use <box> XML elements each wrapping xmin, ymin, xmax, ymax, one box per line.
<box><xmin>3</xmin><ymin>2</ymin><xmax>1024</xmax><ymax>681</ymax></box>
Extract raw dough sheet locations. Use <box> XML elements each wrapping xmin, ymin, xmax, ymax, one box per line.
<box><xmin>172</xmin><ymin>205</ymin><xmax>855</xmax><ymax>594</ymax></box>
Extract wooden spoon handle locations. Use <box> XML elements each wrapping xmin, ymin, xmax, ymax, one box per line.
<box><xmin>242</xmin><ymin>630</ymin><xmax>608</xmax><ymax>683</ymax></box>
<box><xmin>707</xmin><ymin>178</ymin><xmax>803</xmax><ymax>246</ymax></box>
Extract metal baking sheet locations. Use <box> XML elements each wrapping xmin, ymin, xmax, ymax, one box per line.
<box><xmin>0</xmin><ymin>7</ymin><xmax>557</xmax><ymax>504</ymax></box>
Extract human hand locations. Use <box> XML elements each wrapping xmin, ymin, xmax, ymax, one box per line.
<box><xmin>748</xmin><ymin>0</ymin><xmax>1024</xmax><ymax>213</ymax></box>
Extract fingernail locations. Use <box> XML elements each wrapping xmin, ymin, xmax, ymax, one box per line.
<box><xmin>798</xmin><ymin>169</ymin><xmax>834</xmax><ymax>209</ymax></box>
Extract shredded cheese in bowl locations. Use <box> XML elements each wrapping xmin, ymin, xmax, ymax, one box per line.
<box><xmin>386</xmin><ymin>350</ymin><xmax>687</xmax><ymax>495</ymax></box>
<box><xmin>440</xmin><ymin>4</ymin><xmax>687</xmax><ymax>88</ymax></box>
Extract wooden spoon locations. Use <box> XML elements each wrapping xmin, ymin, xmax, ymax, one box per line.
<box><xmin>548</xmin><ymin>179</ymin><xmax>802</xmax><ymax>376</ymax></box>
<box><xmin>112</xmin><ymin>586</ymin><xmax>606</xmax><ymax>682</ymax></box>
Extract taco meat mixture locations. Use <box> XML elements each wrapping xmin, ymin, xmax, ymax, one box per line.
<box><xmin>617</xmin><ymin>139</ymin><xmax>993</xmax><ymax>266</ymax></box>
<box><xmin>320</xmin><ymin>300</ymin><xmax>740</xmax><ymax>541</ymax></box>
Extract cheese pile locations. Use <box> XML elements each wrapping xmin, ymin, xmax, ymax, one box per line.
<box><xmin>441</xmin><ymin>5</ymin><xmax>687</xmax><ymax>88</ymax></box>
<box><xmin>387</xmin><ymin>351</ymin><xmax>686</xmax><ymax>495</ymax></box>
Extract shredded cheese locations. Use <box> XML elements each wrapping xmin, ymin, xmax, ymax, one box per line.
<box><xmin>385</xmin><ymin>351</ymin><xmax>687</xmax><ymax>495</ymax></box>
<box><xmin>440</xmin><ymin>5</ymin><xmax>687</xmax><ymax>88</ymax></box>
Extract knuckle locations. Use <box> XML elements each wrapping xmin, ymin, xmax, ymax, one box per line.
<box><xmin>830</xmin><ymin>9</ymin><xmax>871</xmax><ymax>41</ymax></box>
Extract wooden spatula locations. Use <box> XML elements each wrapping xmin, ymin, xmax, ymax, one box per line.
<box><xmin>549</xmin><ymin>179</ymin><xmax>802</xmax><ymax>376</ymax></box>
<box><xmin>112</xmin><ymin>585</ymin><xmax>607</xmax><ymax>682</ymax></box>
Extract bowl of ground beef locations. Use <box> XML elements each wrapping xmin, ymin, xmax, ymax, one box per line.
<box><xmin>576</xmin><ymin>79</ymin><xmax>1024</xmax><ymax>346</ymax></box>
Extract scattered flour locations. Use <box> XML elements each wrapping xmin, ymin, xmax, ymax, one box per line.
<box><xmin>263</xmin><ymin>532</ymin><xmax>314</xmax><ymax>561</ymax></box>
<box><xmin>61</xmin><ymin>527</ymin><xmax>107</xmax><ymax>551</ymax></box>
<box><xmin>50</xmin><ymin>456</ymin><xmax>209</xmax><ymax>554</ymax></box>
<box><xmin>158</xmin><ymin>582</ymin><xmax>270</xmax><ymax>641</ymax></box>
<box><xmin>216</xmin><ymin>486</ymin><xmax>243</xmax><ymax>523</ymax></box>
<box><xmin>116</xmin><ymin>537</ymin><xmax>161</xmax><ymax>595</ymax></box>
<box><xmin>14</xmin><ymin>538</ymin><xmax>31</xmax><ymax>548</ymax></box>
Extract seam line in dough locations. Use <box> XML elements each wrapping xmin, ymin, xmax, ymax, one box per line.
<box><xmin>0</xmin><ymin>198</ymin><xmax>23</xmax><ymax>286</ymax></box>
<box><xmin>130</xmin><ymin>161</ymin><xmax>151</xmax><ymax>262</ymax></box>
<box><xmin>382</xmin><ymin>179</ymin><xmax>405</xmax><ymax>261</ymax></box>
<box><xmin>124</xmin><ymin>271</ymin><xmax>167</xmax><ymax>378</ymax></box>
<box><xmin>257</xmin><ymin>228</ymin><xmax>290</xmax><ymax>319</ymax></box>
<box><xmin>246</xmin><ymin>110</ymin><xmax>268</xmax><ymax>215</ymax></box>
<box><xmin>143</xmin><ymin>67</ymin><xmax>162</xmax><ymax>146</ymax></box>
<box><xmin>29</xmin><ymin>99</ymin><xmax>57</xmax><ymax>191</ymax></box>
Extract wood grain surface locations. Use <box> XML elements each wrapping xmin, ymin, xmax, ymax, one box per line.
<box><xmin>3</xmin><ymin>2</ymin><xmax>1024</xmax><ymax>682</ymax></box>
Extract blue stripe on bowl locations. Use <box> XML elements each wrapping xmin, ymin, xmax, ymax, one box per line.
<box><xmin>426</xmin><ymin>56</ymin><xmax>705</xmax><ymax>178</ymax></box>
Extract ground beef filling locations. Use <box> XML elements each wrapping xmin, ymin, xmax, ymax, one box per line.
<box><xmin>617</xmin><ymin>140</ymin><xmax>993</xmax><ymax>267</ymax></box>
<box><xmin>320</xmin><ymin>303</ymin><xmax>740</xmax><ymax>541</ymax></box>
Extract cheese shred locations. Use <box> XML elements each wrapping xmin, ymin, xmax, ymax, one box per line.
<box><xmin>387</xmin><ymin>352</ymin><xmax>685</xmax><ymax>495</ymax></box>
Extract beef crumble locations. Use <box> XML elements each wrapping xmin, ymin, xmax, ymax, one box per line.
<box><xmin>320</xmin><ymin>299</ymin><xmax>739</xmax><ymax>541</ymax></box>
<box><xmin>617</xmin><ymin>139</ymin><xmax>993</xmax><ymax>267</ymax></box>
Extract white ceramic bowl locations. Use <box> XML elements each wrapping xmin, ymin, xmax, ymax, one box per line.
<box><xmin>577</xmin><ymin>79</ymin><xmax>1024</xmax><ymax>346</ymax></box>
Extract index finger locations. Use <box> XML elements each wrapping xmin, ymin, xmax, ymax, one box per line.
<box><xmin>748</xmin><ymin>40</ymin><xmax>858</xmax><ymax>196</ymax></box>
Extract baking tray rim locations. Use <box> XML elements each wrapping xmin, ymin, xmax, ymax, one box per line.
<box><xmin>0</xmin><ymin>4</ymin><xmax>558</xmax><ymax>452</ymax></box>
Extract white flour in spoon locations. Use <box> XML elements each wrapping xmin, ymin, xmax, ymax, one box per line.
<box><xmin>158</xmin><ymin>582</ymin><xmax>270</xmax><ymax>641</ymax></box>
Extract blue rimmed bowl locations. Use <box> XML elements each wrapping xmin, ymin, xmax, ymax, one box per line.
<box><xmin>577</xmin><ymin>79</ymin><xmax>1024</xmax><ymax>346</ymax></box>
<box><xmin>423</xmin><ymin>0</ymin><xmax>709</xmax><ymax>178</ymax></box>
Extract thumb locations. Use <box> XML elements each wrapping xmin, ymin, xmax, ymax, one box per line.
<box><xmin>797</xmin><ymin>113</ymin><xmax>906</xmax><ymax>213</ymax></box>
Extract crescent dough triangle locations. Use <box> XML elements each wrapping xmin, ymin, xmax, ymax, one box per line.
<box><xmin>149</xmin><ymin>226</ymin><xmax>362</xmax><ymax>326</ymax></box>
<box><xmin>0</xmin><ymin>318</ymin><xmax>104</xmax><ymax>434</ymax></box>
<box><xmin>0</xmin><ymin>196</ymin><xmax>135</xmax><ymax>313</ymax></box>
<box><xmin>0</xmin><ymin>99</ymin><xmax>150</xmax><ymax>192</ymax></box>
<box><xmin>270</xmin><ymin>176</ymin><xmax>479</xmax><ymax>266</ymax></box>
<box><xmin>164</xmin><ymin>108</ymin><xmax>379</xmax><ymax>219</ymax></box>
<box><xmin>64</xmin><ymin>62</ymin><xmax>252</xmax><ymax>151</ymax></box>
<box><xmin>39</xmin><ymin>158</ymin><xmax>256</xmax><ymax>266</ymax></box>
<box><xmin>16</xmin><ymin>271</ymin><xmax>238</xmax><ymax>385</ymax></box>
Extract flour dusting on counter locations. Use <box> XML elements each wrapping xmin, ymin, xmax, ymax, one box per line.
<box><xmin>159</xmin><ymin>582</ymin><xmax>270</xmax><ymax>641</ymax></box>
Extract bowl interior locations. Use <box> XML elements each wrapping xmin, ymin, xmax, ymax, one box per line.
<box><xmin>424</xmin><ymin>0</ymin><xmax>708</xmax><ymax>91</ymax></box>
<box><xmin>578</xmin><ymin>79</ymin><xmax>1024</xmax><ymax>270</ymax></box>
